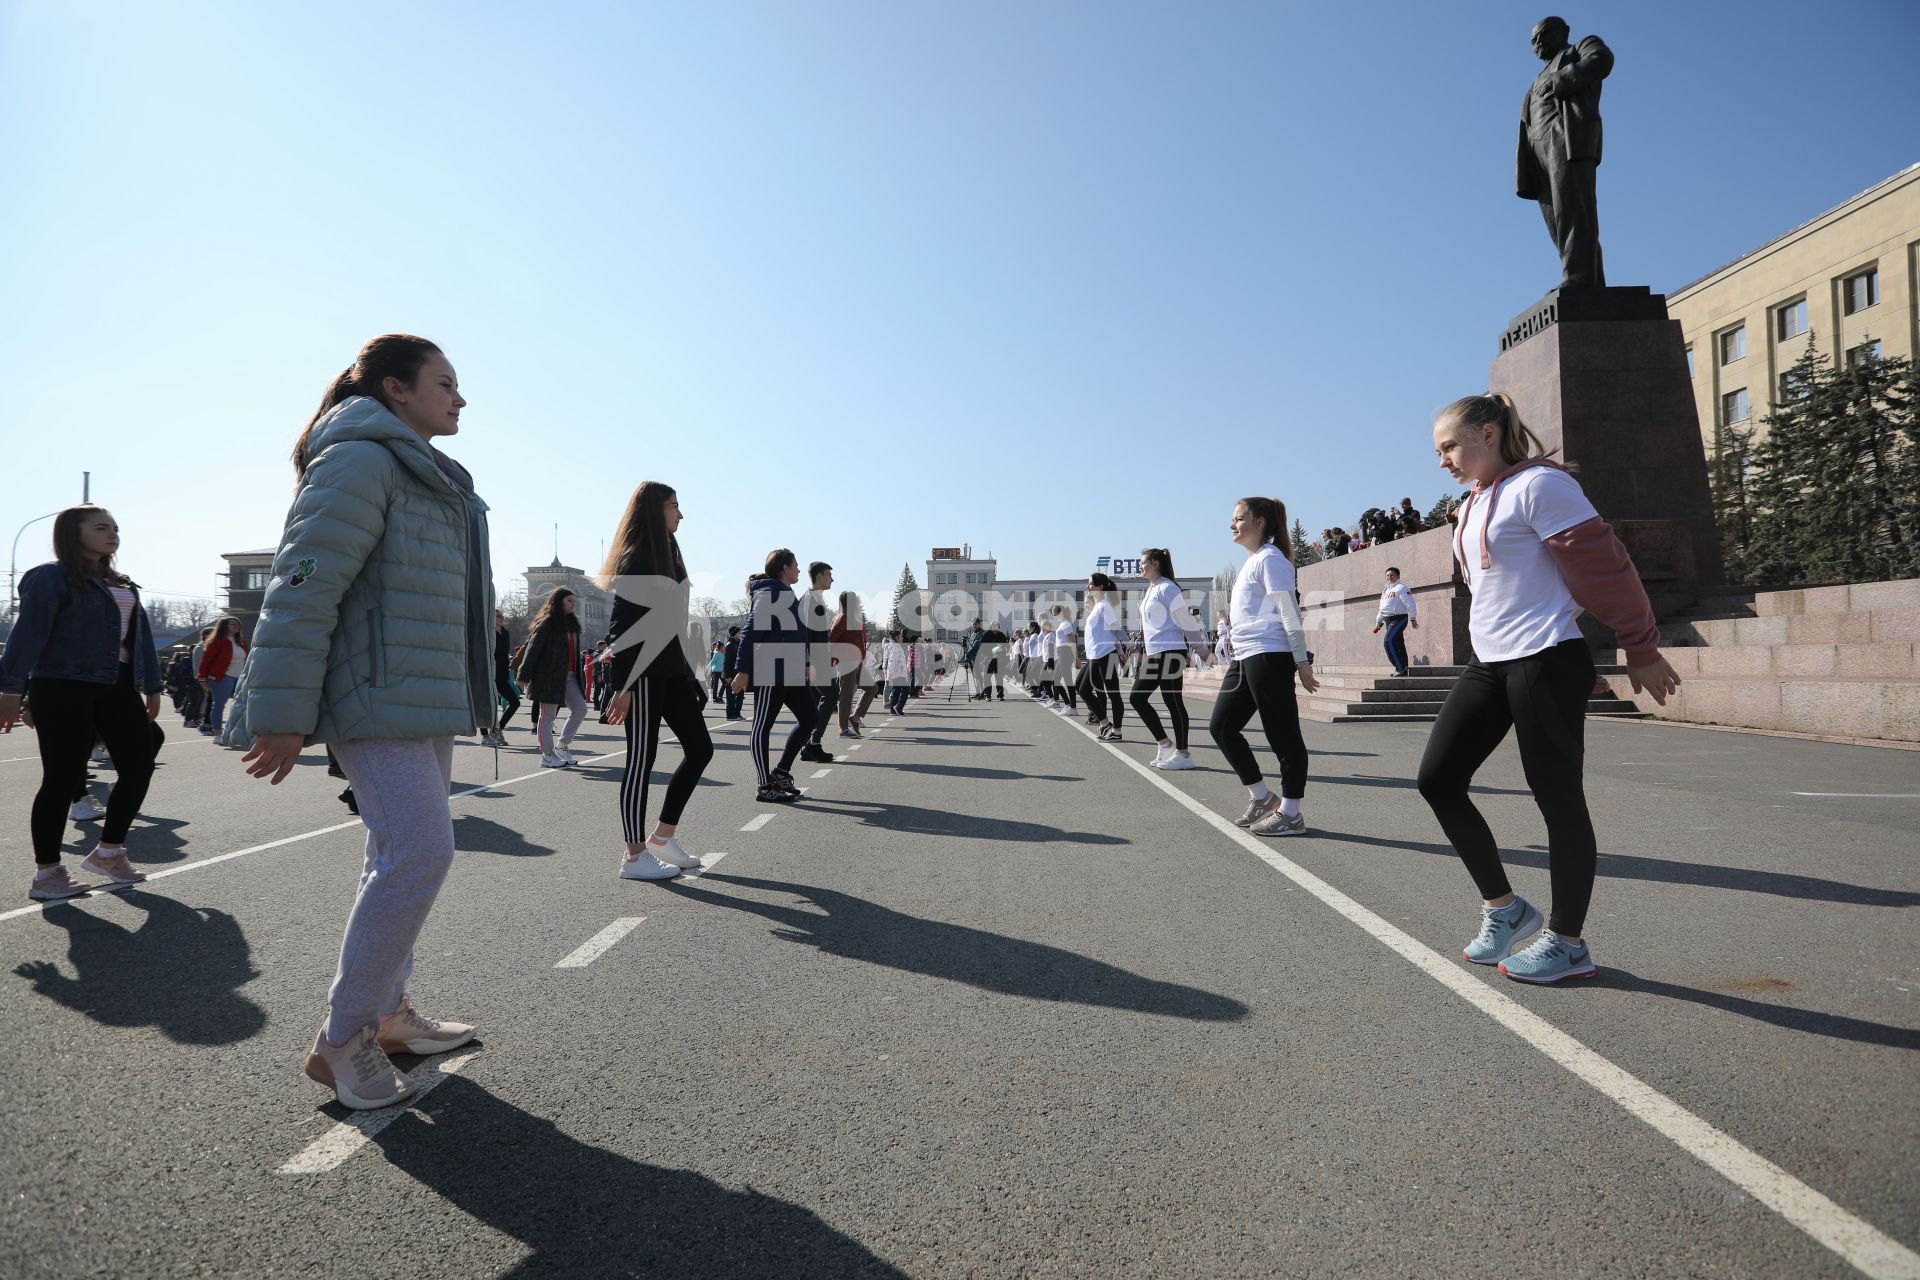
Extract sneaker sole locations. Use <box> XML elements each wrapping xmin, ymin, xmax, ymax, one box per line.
<box><xmin>1497</xmin><ymin>961</ymin><xmax>1598</xmax><ymax>984</ymax></box>
<box><xmin>1462</xmin><ymin>906</ymin><xmax>1544</xmax><ymax>965</ymax></box>
<box><xmin>1253</xmin><ymin>823</ymin><xmax>1307</xmax><ymax>837</ymax></box>
<box><xmin>303</xmin><ymin>1053</ymin><xmax>416</xmax><ymax>1110</ymax></box>
<box><xmin>28</xmin><ymin>886</ymin><xmax>92</xmax><ymax>901</ymax></box>
<box><xmin>377</xmin><ymin>1028</ymin><xmax>478</xmax><ymax>1056</ymax></box>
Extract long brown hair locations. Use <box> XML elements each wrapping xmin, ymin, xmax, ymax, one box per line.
<box><xmin>598</xmin><ymin>481</ymin><xmax>685</xmax><ymax>588</ymax></box>
<box><xmin>748</xmin><ymin>548</ymin><xmax>796</xmax><ymax>593</ymax></box>
<box><xmin>293</xmin><ymin>334</ymin><xmax>443</xmax><ymax>478</ymax></box>
<box><xmin>51</xmin><ymin>505</ymin><xmax>125</xmax><ymax>589</ymax></box>
<box><xmin>1437</xmin><ymin>392</ymin><xmax>1553</xmax><ymax>467</ymax></box>
<box><xmin>1236</xmin><ymin>497</ymin><xmax>1293</xmax><ymax>558</ymax></box>
<box><xmin>528</xmin><ymin>587</ymin><xmax>581</xmax><ymax>638</ymax></box>
<box><xmin>213</xmin><ymin>616</ymin><xmax>244</xmax><ymax>645</ymax></box>
<box><xmin>1140</xmin><ymin>547</ymin><xmax>1176</xmax><ymax>579</ymax></box>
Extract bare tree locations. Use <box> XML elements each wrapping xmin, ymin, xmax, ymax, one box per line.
<box><xmin>692</xmin><ymin>596</ymin><xmax>729</xmax><ymax>617</ymax></box>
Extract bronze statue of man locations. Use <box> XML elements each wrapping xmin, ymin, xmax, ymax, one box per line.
<box><xmin>1518</xmin><ymin>16</ymin><xmax>1613</xmax><ymax>288</ymax></box>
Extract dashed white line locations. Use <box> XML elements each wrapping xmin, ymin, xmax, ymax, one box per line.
<box><xmin>1060</xmin><ymin>710</ymin><xmax>1920</xmax><ymax>1280</ymax></box>
<box><xmin>555</xmin><ymin>917</ymin><xmax>646</xmax><ymax>968</ymax></box>
<box><xmin>277</xmin><ymin>1049</ymin><xmax>480</xmax><ymax>1175</ymax></box>
<box><xmin>1790</xmin><ymin>792</ymin><xmax>1920</xmax><ymax>799</ymax></box>
<box><xmin>682</xmin><ymin>850</ymin><xmax>729</xmax><ymax>880</ymax></box>
<box><xmin>810</xmin><ymin>768</ymin><xmax>832</xmax><ymax>779</ymax></box>
<box><xmin>846</xmin><ymin>744</ymin><xmax>863</xmax><ymax>752</ymax></box>
<box><xmin>740</xmin><ymin>814</ymin><xmax>774</xmax><ymax>833</ymax></box>
<box><xmin>0</xmin><ymin>748</ymin><xmax>629</xmax><ymax>928</ymax></box>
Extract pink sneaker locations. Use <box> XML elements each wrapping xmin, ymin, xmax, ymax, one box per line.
<box><xmin>80</xmin><ymin>848</ymin><xmax>146</xmax><ymax>886</ymax></box>
<box><xmin>376</xmin><ymin>996</ymin><xmax>477</xmax><ymax>1056</ymax></box>
<box><xmin>304</xmin><ymin>1026</ymin><xmax>414</xmax><ymax>1110</ymax></box>
<box><xmin>28</xmin><ymin>865</ymin><xmax>92</xmax><ymax>902</ymax></box>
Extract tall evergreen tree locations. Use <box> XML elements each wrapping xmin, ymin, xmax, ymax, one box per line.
<box><xmin>1290</xmin><ymin>519</ymin><xmax>1321</xmax><ymax>565</ymax></box>
<box><xmin>888</xmin><ymin>563</ymin><xmax>922</xmax><ymax>636</ymax></box>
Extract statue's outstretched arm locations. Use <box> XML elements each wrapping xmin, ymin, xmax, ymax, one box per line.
<box><xmin>1553</xmin><ymin>35</ymin><xmax>1614</xmax><ymax>95</ymax></box>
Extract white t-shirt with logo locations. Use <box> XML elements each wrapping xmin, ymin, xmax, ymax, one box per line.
<box><xmin>1455</xmin><ymin>465</ymin><xmax>1599</xmax><ymax>663</ymax></box>
<box><xmin>1229</xmin><ymin>544</ymin><xmax>1309</xmax><ymax>660</ymax></box>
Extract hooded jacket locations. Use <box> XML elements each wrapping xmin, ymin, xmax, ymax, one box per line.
<box><xmin>735</xmin><ymin>575</ymin><xmax>806</xmax><ymax>686</ymax></box>
<box><xmin>222</xmin><ymin>396</ymin><xmax>494</xmax><ymax>747</ymax></box>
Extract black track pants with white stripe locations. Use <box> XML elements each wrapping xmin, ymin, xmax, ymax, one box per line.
<box><xmin>620</xmin><ymin>676</ymin><xmax>715</xmax><ymax>843</ymax></box>
<box><xmin>750</xmin><ymin>684</ymin><xmax>818</xmax><ymax>785</ymax></box>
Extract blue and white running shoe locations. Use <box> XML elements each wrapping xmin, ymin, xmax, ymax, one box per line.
<box><xmin>1462</xmin><ymin>896</ymin><xmax>1542</xmax><ymax>965</ymax></box>
<box><xmin>1498</xmin><ymin>931</ymin><xmax>1596</xmax><ymax>983</ymax></box>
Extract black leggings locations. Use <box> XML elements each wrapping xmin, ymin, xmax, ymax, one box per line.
<box><xmin>495</xmin><ymin>668</ymin><xmax>522</xmax><ymax>729</ymax></box>
<box><xmin>1416</xmin><ymin>638</ymin><xmax>1596</xmax><ymax>937</ymax></box>
<box><xmin>621</xmin><ymin>675</ymin><xmax>715</xmax><ymax>840</ymax></box>
<box><xmin>27</xmin><ymin>665</ymin><xmax>157</xmax><ymax>863</ymax></box>
<box><xmin>750</xmin><ymin>684</ymin><xmax>818</xmax><ymax>785</ymax></box>
<box><xmin>1077</xmin><ymin>653</ymin><xmax>1124</xmax><ymax>726</ymax></box>
<box><xmin>1129</xmin><ymin>650</ymin><xmax>1190</xmax><ymax>751</ymax></box>
<box><xmin>1207</xmin><ymin>653</ymin><xmax>1308</xmax><ymax>797</ymax></box>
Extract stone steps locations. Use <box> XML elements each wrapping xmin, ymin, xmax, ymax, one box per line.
<box><xmin>1298</xmin><ymin>665</ymin><xmax>1646</xmax><ymax>724</ymax></box>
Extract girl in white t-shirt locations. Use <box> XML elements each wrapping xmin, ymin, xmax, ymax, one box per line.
<box><xmin>1129</xmin><ymin>548</ymin><xmax>1209</xmax><ymax>769</ymax></box>
<box><xmin>1207</xmin><ymin>498</ymin><xmax>1318</xmax><ymax>833</ymax></box>
<box><xmin>1048</xmin><ymin>605</ymin><xmax>1079</xmax><ymax>714</ymax></box>
<box><xmin>1078</xmin><ymin>573</ymin><xmax>1127</xmax><ymax>739</ymax></box>
<box><xmin>1422</xmin><ymin>392</ymin><xmax>1679</xmax><ymax>984</ymax></box>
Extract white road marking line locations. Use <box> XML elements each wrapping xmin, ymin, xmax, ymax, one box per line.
<box><xmin>0</xmin><ymin>748</ymin><xmax>629</xmax><ymax>928</ymax></box>
<box><xmin>1790</xmin><ymin>792</ymin><xmax>1920</xmax><ymax>799</ymax></box>
<box><xmin>740</xmin><ymin>814</ymin><xmax>774</xmax><ymax>832</ymax></box>
<box><xmin>556</xmin><ymin>917</ymin><xmax>646</xmax><ymax>968</ymax></box>
<box><xmin>1060</xmin><ymin>717</ymin><xmax>1920</xmax><ymax>1280</ymax></box>
<box><xmin>682</xmin><ymin>850</ymin><xmax>729</xmax><ymax>880</ymax></box>
<box><xmin>810</xmin><ymin>768</ymin><xmax>832</xmax><ymax>778</ymax></box>
<box><xmin>846</xmin><ymin>744</ymin><xmax>863</xmax><ymax>752</ymax></box>
<box><xmin>277</xmin><ymin>1049</ymin><xmax>480</xmax><ymax>1175</ymax></box>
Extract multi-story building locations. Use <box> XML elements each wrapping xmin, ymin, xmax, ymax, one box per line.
<box><xmin>218</xmin><ymin>548</ymin><xmax>277</xmax><ymax>640</ymax></box>
<box><xmin>524</xmin><ymin>558</ymin><xmax>613</xmax><ymax>639</ymax></box>
<box><xmin>1669</xmin><ymin>163</ymin><xmax>1918</xmax><ymax>459</ymax></box>
<box><xmin>921</xmin><ymin>545</ymin><xmax>1214</xmax><ymax>640</ymax></box>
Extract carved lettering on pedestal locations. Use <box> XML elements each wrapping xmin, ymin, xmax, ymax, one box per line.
<box><xmin>1501</xmin><ymin>300</ymin><xmax>1559</xmax><ymax>350</ymax></box>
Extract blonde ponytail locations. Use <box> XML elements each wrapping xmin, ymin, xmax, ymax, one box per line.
<box><xmin>1438</xmin><ymin>392</ymin><xmax>1555</xmax><ymax>466</ymax></box>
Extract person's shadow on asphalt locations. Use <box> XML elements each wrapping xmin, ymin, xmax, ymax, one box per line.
<box><xmin>799</xmin><ymin>797</ymin><xmax>1123</xmax><ymax>845</ymax></box>
<box><xmin>372</xmin><ymin>1076</ymin><xmax>910</xmax><ymax>1279</ymax></box>
<box><xmin>13</xmin><ymin>889</ymin><xmax>265</xmax><ymax>1045</ymax></box>
<box><xmin>668</xmin><ymin>872</ymin><xmax>1248</xmax><ymax>1022</ymax></box>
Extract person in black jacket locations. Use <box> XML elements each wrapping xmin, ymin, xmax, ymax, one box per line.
<box><xmin>513</xmin><ymin>588</ymin><xmax>588</xmax><ymax>767</ymax></box>
<box><xmin>600</xmin><ymin>481</ymin><xmax>713</xmax><ymax>880</ymax></box>
<box><xmin>484</xmin><ymin>610</ymin><xmax>520</xmax><ymax>746</ymax></box>
<box><xmin>721</xmin><ymin>626</ymin><xmax>744</xmax><ymax>721</ymax></box>
<box><xmin>730</xmin><ymin>548</ymin><xmax>816</xmax><ymax>803</ymax></box>
<box><xmin>974</xmin><ymin>624</ymin><xmax>1008</xmax><ymax>700</ymax></box>
<box><xmin>799</xmin><ymin>561</ymin><xmax>836</xmax><ymax>763</ymax></box>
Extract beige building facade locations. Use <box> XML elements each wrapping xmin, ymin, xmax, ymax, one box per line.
<box><xmin>1668</xmin><ymin>163</ymin><xmax>1919</xmax><ymax>459</ymax></box>
<box><xmin>524</xmin><ymin>558</ymin><xmax>612</xmax><ymax>639</ymax></box>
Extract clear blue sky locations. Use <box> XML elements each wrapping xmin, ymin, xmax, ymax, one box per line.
<box><xmin>3</xmin><ymin>0</ymin><xmax>1915</xmax><ymax>615</ymax></box>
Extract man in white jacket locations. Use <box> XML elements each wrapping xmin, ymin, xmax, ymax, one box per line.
<box><xmin>1372</xmin><ymin>566</ymin><xmax>1418</xmax><ymax>676</ymax></box>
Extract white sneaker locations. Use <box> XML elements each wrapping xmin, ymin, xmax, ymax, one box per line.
<box><xmin>1056</xmin><ymin>705</ymin><xmax>1076</xmax><ymax>716</ymax></box>
<box><xmin>619</xmin><ymin>851</ymin><xmax>680</xmax><ymax>880</ymax></box>
<box><xmin>1149</xmin><ymin>744</ymin><xmax>1173</xmax><ymax>766</ymax></box>
<box><xmin>1158</xmin><ymin>751</ymin><xmax>1197</xmax><ymax>771</ymax></box>
<box><xmin>90</xmin><ymin>747</ymin><xmax>109</xmax><ymax>764</ymax></box>
<box><xmin>69</xmin><ymin>796</ymin><xmax>108</xmax><ymax>821</ymax></box>
<box><xmin>558</xmin><ymin>748</ymin><xmax>579</xmax><ymax>766</ymax></box>
<box><xmin>540</xmin><ymin>754</ymin><xmax>566</xmax><ymax>769</ymax></box>
<box><xmin>646</xmin><ymin>836</ymin><xmax>701</xmax><ymax>870</ymax></box>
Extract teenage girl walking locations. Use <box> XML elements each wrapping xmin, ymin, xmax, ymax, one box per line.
<box><xmin>1048</xmin><ymin>604</ymin><xmax>1078</xmax><ymax>715</ymax></box>
<box><xmin>515</xmin><ymin>587</ymin><xmax>589</xmax><ymax>768</ymax></box>
<box><xmin>731</xmin><ymin>549</ymin><xmax>816</xmax><ymax>803</ymax></box>
<box><xmin>485</xmin><ymin>610</ymin><xmax>520</xmax><ymax>746</ymax></box>
<box><xmin>1420</xmin><ymin>393</ymin><xmax>1678</xmax><ymax>983</ymax></box>
<box><xmin>1078</xmin><ymin>572</ymin><xmax>1126</xmax><ymax>740</ymax></box>
<box><xmin>1208</xmin><ymin>498</ymin><xmax>1319</xmax><ymax>835</ymax></box>
<box><xmin>706</xmin><ymin>643</ymin><xmax>727</xmax><ymax>704</ymax></box>
<box><xmin>599</xmin><ymin>481</ymin><xmax>714</xmax><ymax>881</ymax></box>
<box><xmin>832</xmin><ymin>591</ymin><xmax>875</xmax><ymax>736</ymax></box>
<box><xmin>235</xmin><ymin>334</ymin><xmax>492</xmax><ymax>1109</ymax></box>
<box><xmin>1131</xmin><ymin>549</ymin><xmax>1208</xmax><ymax>770</ymax></box>
<box><xmin>196</xmin><ymin>616</ymin><xmax>249</xmax><ymax>738</ymax></box>
<box><xmin>0</xmin><ymin>505</ymin><xmax>162</xmax><ymax>900</ymax></box>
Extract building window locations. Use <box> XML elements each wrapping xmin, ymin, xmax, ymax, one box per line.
<box><xmin>1846</xmin><ymin>340</ymin><xmax>1884</xmax><ymax>368</ymax></box>
<box><xmin>1775</xmin><ymin>298</ymin><xmax>1807</xmax><ymax>340</ymax></box>
<box><xmin>1842</xmin><ymin>268</ymin><xmax>1878</xmax><ymax>315</ymax></box>
<box><xmin>1778</xmin><ymin>370</ymin><xmax>1809</xmax><ymax>402</ymax></box>
<box><xmin>1717</xmin><ymin>325</ymin><xmax>1745</xmax><ymax>365</ymax></box>
<box><xmin>1685</xmin><ymin>345</ymin><xmax>1695</xmax><ymax>378</ymax></box>
<box><xmin>1721</xmin><ymin>388</ymin><xmax>1749</xmax><ymax>425</ymax></box>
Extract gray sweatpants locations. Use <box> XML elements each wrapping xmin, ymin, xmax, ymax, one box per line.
<box><xmin>325</xmin><ymin>736</ymin><xmax>457</xmax><ymax>1044</ymax></box>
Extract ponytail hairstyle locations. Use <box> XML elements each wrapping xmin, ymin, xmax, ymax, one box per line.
<box><xmin>293</xmin><ymin>334</ymin><xmax>444</xmax><ymax>478</ymax></box>
<box><xmin>598</xmin><ymin>481</ymin><xmax>685</xmax><ymax>588</ymax></box>
<box><xmin>1087</xmin><ymin>571</ymin><xmax>1117</xmax><ymax>594</ymax></box>
<box><xmin>1140</xmin><ymin>547</ymin><xmax>1176</xmax><ymax>580</ymax></box>
<box><xmin>528</xmin><ymin>587</ymin><xmax>581</xmax><ymax>638</ymax></box>
<box><xmin>749</xmin><ymin>547</ymin><xmax>796</xmax><ymax>593</ymax></box>
<box><xmin>51</xmin><ymin>504</ymin><xmax>124</xmax><ymax>589</ymax></box>
<box><xmin>1437</xmin><ymin>392</ymin><xmax>1553</xmax><ymax>468</ymax></box>
<box><xmin>838</xmin><ymin>590</ymin><xmax>865</xmax><ymax>628</ymax></box>
<box><xmin>1235</xmin><ymin>497</ymin><xmax>1293</xmax><ymax>559</ymax></box>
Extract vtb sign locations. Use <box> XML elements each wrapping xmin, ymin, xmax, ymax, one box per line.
<box><xmin>1095</xmin><ymin>555</ymin><xmax>1143</xmax><ymax>577</ymax></box>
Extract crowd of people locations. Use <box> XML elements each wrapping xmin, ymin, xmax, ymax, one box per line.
<box><xmin>0</xmin><ymin>333</ymin><xmax>1681</xmax><ymax>1112</ymax></box>
<box><xmin>1318</xmin><ymin>495</ymin><xmax>1456</xmax><ymax>558</ymax></box>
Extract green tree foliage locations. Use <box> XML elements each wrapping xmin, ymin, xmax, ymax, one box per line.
<box><xmin>1424</xmin><ymin>493</ymin><xmax>1464</xmax><ymax>529</ymax></box>
<box><xmin>1737</xmin><ymin>340</ymin><xmax>1917</xmax><ymax>586</ymax></box>
<box><xmin>887</xmin><ymin>563</ymin><xmax>922</xmax><ymax>636</ymax></box>
<box><xmin>1290</xmin><ymin>519</ymin><xmax>1321</xmax><ymax>565</ymax></box>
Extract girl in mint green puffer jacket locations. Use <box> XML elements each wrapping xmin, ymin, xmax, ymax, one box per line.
<box><xmin>235</xmin><ymin>335</ymin><xmax>492</xmax><ymax>1112</ymax></box>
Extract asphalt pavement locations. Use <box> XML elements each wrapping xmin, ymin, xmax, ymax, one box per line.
<box><xmin>0</xmin><ymin>679</ymin><xmax>1914</xmax><ymax>1279</ymax></box>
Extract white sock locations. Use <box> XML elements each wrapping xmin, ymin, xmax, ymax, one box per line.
<box><xmin>1278</xmin><ymin>797</ymin><xmax>1301</xmax><ymax>819</ymax></box>
<box><xmin>1247</xmin><ymin>781</ymin><xmax>1272</xmax><ymax>802</ymax></box>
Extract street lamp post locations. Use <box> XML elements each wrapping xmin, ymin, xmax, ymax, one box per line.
<box><xmin>9</xmin><ymin>512</ymin><xmax>61</xmax><ymax>620</ymax></box>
